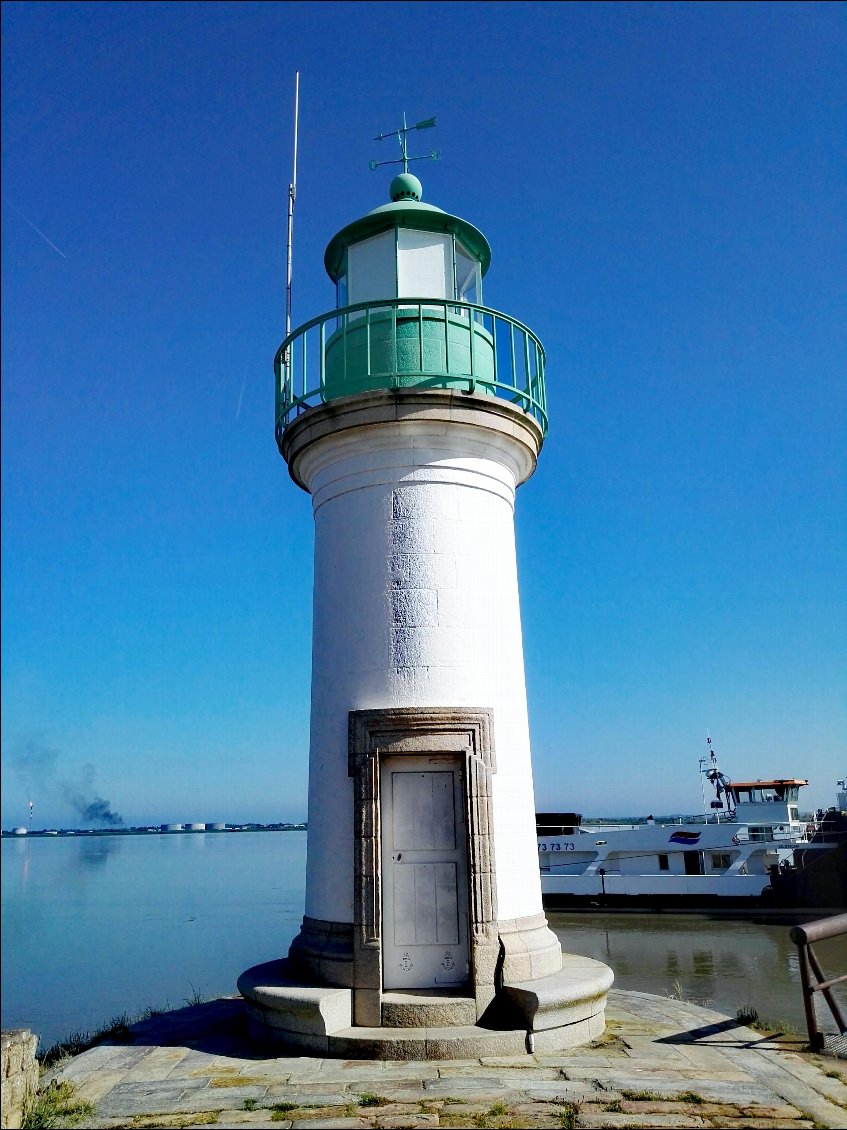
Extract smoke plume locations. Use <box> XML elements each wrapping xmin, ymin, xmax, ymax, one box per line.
<box><xmin>10</xmin><ymin>739</ymin><xmax>124</xmax><ymax>827</ymax></box>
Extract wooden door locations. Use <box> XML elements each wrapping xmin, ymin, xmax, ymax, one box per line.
<box><xmin>380</xmin><ymin>755</ymin><xmax>470</xmax><ymax>990</ymax></box>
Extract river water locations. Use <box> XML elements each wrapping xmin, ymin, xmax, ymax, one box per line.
<box><xmin>2</xmin><ymin>832</ymin><xmax>843</xmax><ymax>1051</ymax></box>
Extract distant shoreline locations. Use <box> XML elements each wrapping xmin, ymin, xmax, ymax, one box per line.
<box><xmin>1</xmin><ymin>823</ymin><xmax>307</xmax><ymax>839</ymax></box>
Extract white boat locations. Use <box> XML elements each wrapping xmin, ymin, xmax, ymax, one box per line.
<box><xmin>537</xmin><ymin>743</ymin><xmax>841</xmax><ymax>909</ymax></box>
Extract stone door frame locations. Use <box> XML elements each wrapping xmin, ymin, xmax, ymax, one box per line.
<box><xmin>348</xmin><ymin>707</ymin><xmax>498</xmax><ymax>1027</ymax></box>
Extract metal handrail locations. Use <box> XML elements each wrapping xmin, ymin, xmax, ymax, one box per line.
<box><xmin>273</xmin><ymin>297</ymin><xmax>547</xmax><ymax>442</ymax></box>
<box><xmin>789</xmin><ymin>913</ymin><xmax>847</xmax><ymax>1051</ymax></box>
<box><xmin>730</xmin><ymin>828</ymin><xmax>804</xmax><ymax>844</ymax></box>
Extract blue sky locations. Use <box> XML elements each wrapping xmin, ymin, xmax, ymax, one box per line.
<box><xmin>2</xmin><ymin>1</ymin><xmax>844</xmax><ymax>828</ymax></box>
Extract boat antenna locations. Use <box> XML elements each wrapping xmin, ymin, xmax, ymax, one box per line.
<box><xmin>703</xmin><ymin>732</ymin><xmax>735</xmax><ymax>818</ymax></box>
<box><xmin>699</xmin><ymin>732</ymin><xmax>716</xmax><ymax>816</ymax></box>
<box><xmin>285</xmin><ymin>70</ymin><xmax>300</xmax><ymax>352</ymax></box>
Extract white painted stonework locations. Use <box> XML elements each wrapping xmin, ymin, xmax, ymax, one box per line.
<box><xmin>296</xmin><ymin>417</ymin><xmax>544</xmax><ymax>927</ymax></box>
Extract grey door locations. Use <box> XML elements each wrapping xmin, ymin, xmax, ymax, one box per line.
<box><xmin>380</xmin><ymin>756</ymin><xmax>470</xmax><ymax>990</ymax></box>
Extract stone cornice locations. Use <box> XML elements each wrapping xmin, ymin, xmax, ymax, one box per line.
<box><xmin>281</xmin><ymin>390</ymin><xmax>543</xmax><ymax>494</ymax></box>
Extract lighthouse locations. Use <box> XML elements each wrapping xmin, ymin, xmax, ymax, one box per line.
<box><xmin>239</xmin><ymin>142</ymin><xmax>612</xmax><ymax>1057</ymax></box>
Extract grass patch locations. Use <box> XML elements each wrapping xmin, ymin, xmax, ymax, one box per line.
<box><xmin>488</xmin><ymin>1102</ymin><xmax>509</xmax><ymax>1116</ymax></box>
<box><xmin>472</xmin><ymin>1115</ymin><xmax>489</xmax><ymax>1129</ymax></box>
<box><xmin>268</xmin><ymin>1101</ymin><xmax>322</xmax><ymax>1119</ymax></box>
<box><xmin>38</xmin><ymin>1002</ymin><xmax>173</xmax><ymax>1069</ymax></box>
<box><xmin>183</xmin><ymin>982</ymin><xmax>207</xmax><ymax>1007</ymax></box>
<box><xmin>129</xmin><ymin>1117</ymin><xmax>218</xmax><ymax>1129</ymax></box>
<box><xmin>209</xmin><ymin>1075</ymin><xmax>266</xmax><ymax>1088</ymax></box>
<box><xmin>618</xmin><ymin>1087</ymin><xmax>706</xmax><ymax>1105</ymax></box>
<box><xmin>243</xmin><ymin>1098</ymin><xmax>257</xmax><ymax>1111</ymax></box>
<box><xmin>736</xmin><ymin>1006</ymin><xmax>799</xmax><ymax>1036</ymax></box>
<box><xmin>38</xmin><ymin>1014</ymin><xmax>133</xmax><ymax>1070</ymax></box>
<box><xmin>357</xmin><ymin>1091</ymin><xmax>391</xmax><ymax>1107</ymax></box>
<box><xmin>678</xmin><ymin>1090</ymin><xmax>705</xmax><ymax>1104</ymax></box>
<box><xmin>602</xmin><ymin>1100</ymin><xmax>623</xmax><ymax>1112</ymax></box>
<box><xmin>23</xmin><ymin>1080</ymin><xmax>95</xmax><ymax>1129</ymax></box>
<box><xmin>556</xmin><ymin>1102</ymin><xmax>580</xmax><ymax>1130</ymax></box>
<box><xmin>824</xmin><ymin>1068</ymin><xmax>844</xmax><ymax>1079</ymax></box>
<box><xmin>137</xmin><ymin>1002</ymin><xmax>170</xmax><ymax>1020</ymax></box>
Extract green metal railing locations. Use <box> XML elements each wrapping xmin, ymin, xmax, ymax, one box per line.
<box><xmin>274</xmin><ymin>298</ymin><xmax>547</xmax><ymax>443</ymax></box>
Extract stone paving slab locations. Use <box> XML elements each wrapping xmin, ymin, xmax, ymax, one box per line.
<box><xmin>290</xmin><ymin>1121</ymin><xmax>369</xmax><ymax>1129</ymax></box>
<box><xmin>40</xmin><ymin>989</ymin><xmax>847</xmax><ymax>1129</ymax></box>
<box><xmin>523</xmin><ymin>1082</ymin><xmax>617</xmax><ymax>1102</ymax></box>
<box><xmin>577</xmin><ymin>1114</ymin><xmax>711</xmax><ymax>1128</ymax></box>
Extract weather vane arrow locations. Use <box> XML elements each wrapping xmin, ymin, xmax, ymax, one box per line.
<box><xmin>369</xmin><ymin>113</ymin><xmax>440</xmax><ymax>173</ymax></box>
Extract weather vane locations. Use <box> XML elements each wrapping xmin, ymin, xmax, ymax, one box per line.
<box><xmin>369</xmin><ymin>113</ymin><xmax>440</xmax><ymax>174</ymax></box>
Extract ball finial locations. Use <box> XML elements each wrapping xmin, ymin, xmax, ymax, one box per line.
<box><xmin>390</xmin><ymin>173</ymin><xmax>423</xmax><ymax>202</ymax></box>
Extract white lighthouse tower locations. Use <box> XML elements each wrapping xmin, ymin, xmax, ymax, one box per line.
<box><xmin>239</xmin><ymin>138</ymin><xmax>612</xmax><ymax>1057</ymax></box>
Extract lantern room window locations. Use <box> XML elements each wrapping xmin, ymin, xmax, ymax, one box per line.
<box><xmin>397</xmin><ymin>229</ymin><xmax>451</xmax><ymax>298</ymax></box>
<box><xmin>347</xmin><ymin>230</ymin><xmax>397</xmax><ymax>305</ymax></box>
<box><xmin>455</xmin><ymin>239</ymin><xmax>481</xmax><ymax>306</ymax></box>
<box><xmin>338</xmin><ymin>228</ymin><xmax>484</xmax><ymax>313</ymax></box>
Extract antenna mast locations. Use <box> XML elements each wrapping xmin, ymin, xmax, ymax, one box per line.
<box><xmin>285</xmin><ymin>71</ymin><xmax>300</xmax><ymax>346</ymax></box>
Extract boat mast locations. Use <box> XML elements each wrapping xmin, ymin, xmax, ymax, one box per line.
<box><xmin>703</xmin><ymin>735</ymin><xmax>735</xmax><ymax>819</ymax></box>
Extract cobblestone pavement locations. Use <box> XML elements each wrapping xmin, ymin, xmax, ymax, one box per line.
<box><xmin>46</xmin><ymin>990</ymin><xmax>847</xmax><ymax>1129</ymax></box>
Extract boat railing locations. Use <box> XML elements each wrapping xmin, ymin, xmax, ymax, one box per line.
<box><xmin>556</xmin><ymin>821</ymin><xmax>805</xmax><ymax>839</ymax></box>
<box><xmin>729</xmin><ymin>827</ymin><xmax>804</xmax><ymax>845</ymax></box>
<box><xmin>789</xmin><ymin>915</ymin><xmax>847</xmax><ymax>1053</ymax></box>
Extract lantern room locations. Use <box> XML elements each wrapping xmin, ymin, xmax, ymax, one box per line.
<box><xmin>325</xmin><ymin>172</ymin><xmax>489</xmax><ymax>309</ymax></box>
<box><xmin>274</xmin><ymin>171</ymin><xmax>547</xmax><ymax>450</ymax></box>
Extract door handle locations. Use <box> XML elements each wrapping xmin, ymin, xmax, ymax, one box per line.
<box><xmin>395</xmin><ymin>853</ymin><xmax>402</xmax><ymax>860</ymax></box>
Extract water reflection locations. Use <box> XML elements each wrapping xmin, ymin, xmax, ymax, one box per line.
<box><xmin>77</xmin><ymin>835</ymin><xmax>122</xmax><ymax>868</ymax></box>
<box><xmin>550</xmin><ymin>911</ymin><xmax>846</xmax><ymax>1030</ymax></box>
<box><xmin>692</xmin><ymin>949</ymin><xmax>715</xmax><ymax>978</ymax></box>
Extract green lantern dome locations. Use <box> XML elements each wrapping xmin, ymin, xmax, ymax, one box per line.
<box><xmin>389</xmin><ymin>172</ymin><xmax>423</xmax><ymax>201</ymax></box>
<box><xmin>323</xmin><ymin>178</ymin><xmax>491</xmax><ymax>282</ymax></box>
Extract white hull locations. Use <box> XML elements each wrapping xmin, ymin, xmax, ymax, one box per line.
<box><xmin>538</xmin><ymin>816</ymin><xmax>819</xmax><ymax>905</ymax></box>
<box><xmin>542</xmin><ymin>871</ymin><xmax>772</xmax><ymax>900</ymax></box>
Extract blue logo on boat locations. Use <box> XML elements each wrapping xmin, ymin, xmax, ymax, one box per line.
<box><xmin>668</xmin><ymin>830</ymin><xmax>702</xmax><ymax>844</ymax></box>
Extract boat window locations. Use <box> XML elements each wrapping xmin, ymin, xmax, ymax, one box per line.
<box><xmin>658</xmin><ymin>853</ymin><xmax>669</xmax><ymax>871</ymax></box>
<box><xmin>748</xmin><ymin>826</ymin><xmax>772</xmax><ymax>842</ymax></box>
<box><xmin>711</xmin><ymin>852</ymin><xmax>731</xmax><ymax>870</ymax></box>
